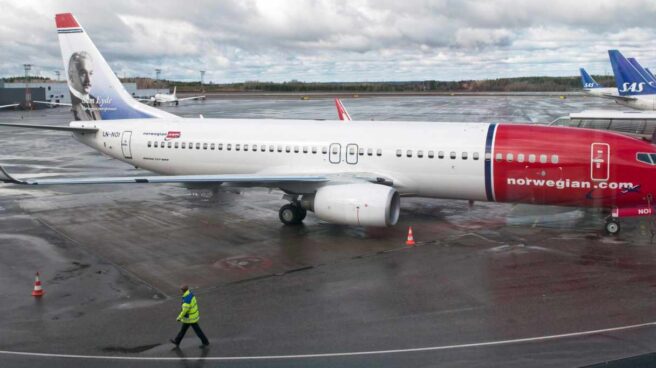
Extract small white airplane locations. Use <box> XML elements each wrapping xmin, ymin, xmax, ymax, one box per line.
<box><xmin>140</xmin><ymin>86</ymin><xmax>206</xmax><ymax>106</ymax></box>
<box><xmin>579</xmin><ymin>68</ymin><xmax>617</xmax><ymax>98</ymax></box>
<box><xmin>2</xmin><ymin>13</ymin><xmax>656</xmax><ymax>236</ymax></box>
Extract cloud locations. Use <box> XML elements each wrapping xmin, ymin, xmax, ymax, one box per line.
<box><xmin>1</xmin><ymin>0</ymin><xmax>656</xmax><ymax>82</ymax></box>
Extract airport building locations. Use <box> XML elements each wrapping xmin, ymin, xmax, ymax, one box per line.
<box><xmin>0</xmin><ymin>81</ymin><xmax>167</xmax><ymax>107</ymax></box>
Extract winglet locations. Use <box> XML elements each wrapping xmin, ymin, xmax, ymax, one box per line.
<box><xmin>0</xmin><ymin>166</ymin><xmax>26</xmax><ymax>184</ymax></box>
<box><xmin>335</xmin><ymin>98</ymin><xmax>352</xmax><ymax>121</ymax></box>
<box><xmin>55</xmin><ymin>13</ymin><xmax>80</xmax><ymax>29</ymax></box>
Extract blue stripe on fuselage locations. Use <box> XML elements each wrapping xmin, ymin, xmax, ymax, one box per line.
<box><xmin>484</xmin><ymin>123</ymin><xmax>497</xmax><ymax>202</ymax></box>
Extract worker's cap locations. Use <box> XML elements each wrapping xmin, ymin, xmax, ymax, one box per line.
<box><xmin>180</xmin><ymin>284</ymin><xmax>189</xmax><ymax>292</ymax></box>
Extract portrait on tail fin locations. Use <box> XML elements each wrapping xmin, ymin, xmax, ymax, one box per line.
<box><xmin>68</xmin><ymin>51</ymin><xmax>101</xmax><ymax>120</ymax></box>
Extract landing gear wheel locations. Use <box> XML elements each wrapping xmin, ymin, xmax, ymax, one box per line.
<box><xmin>279</xmin><ymin>204</ymin><xmax>303</xmax><ymax>225</ymax></box>
<box><xmin>605</xmin><ymin>219</ymin><xmax>621</xmax><ymax>235</ymax></box>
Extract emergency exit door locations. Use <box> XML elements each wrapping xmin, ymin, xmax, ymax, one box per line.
<box><xmin>590</xmin><ymin>143</ymin><xmax>609</xmax><ymax>181</ymax></box>
<box><xmin>121</xmin><ymin>131</ymin><xmax>133</xmax><ymax>159</ymax></box>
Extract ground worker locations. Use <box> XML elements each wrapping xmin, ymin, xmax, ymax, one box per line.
<box><xmin>170</xmin><ymin>285</ymin><xmax>210</xmax><ymax>348</ymax></box>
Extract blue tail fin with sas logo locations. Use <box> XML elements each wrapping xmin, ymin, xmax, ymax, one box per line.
<box><xmin>608</xmin><ymin>49</ymin><xmax>656</xmax><ymax>96</ymax></box>
<box><xmin>55</xmin><ymin>13</ymin><xmax>176</xmax><ymax>121</ymax></box>
<box><xmin>579</xmin><ymin>68</ymin><xmax>600</xmax><ymax>89</ymax></box>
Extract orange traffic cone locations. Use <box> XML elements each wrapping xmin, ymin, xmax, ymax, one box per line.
<box><xmin>405</xmin><ymin>226</ymin><xmax>416</xmax><ymax>246</ymax></box>
<box><xmin>32</xmin><ymin>272</ymin><xmax>44</xmax><ymax>297</ymax></box>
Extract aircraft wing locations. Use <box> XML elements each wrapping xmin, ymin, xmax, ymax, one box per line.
<box><xmin>0</xmin><ymin>103</ymin><xmax>19</xmax><ymax>109</ymax></box>
<box><xmin>177</xmin><ymin>95</ymin><xmax>206</xmax><ymax>102</ymax></box>
<box><xmin>33</xmin><ymin>100</ymin><xmax>73</xmax><ymax>107</ymax></box>
<box><xmin>0</xmin><ymin>122</ymin><xmax>98</xmax><ymax>133</ymax></box>
<box><xmin>0</xmin><ymin>165</ymin><xmax>395</xmax><ymax>190</ymax></box>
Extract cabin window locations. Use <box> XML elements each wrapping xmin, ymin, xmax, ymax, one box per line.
<box><xmin>376</xmin><ymin>149</ymin><xmax>382</xmax><ymax>157</ymax></box>
<box><xmin>278</xmin><ymin>146</ymin><xmax>283</xmax><ymax>152</ymax></box>
<box><xmin>349</xmin><ymin>147</ymin><xmax>356</xmax><ymax>155</ymax></box>
<box><xmin>462</xmin><ymin>152</ymin><xmax>468</xmax><ymax>160</ymax></box>
<box><xmin>506</xmin><ymin>153</ymin><xmax>513</xmax><ymax>162</ymax></box>
<box><xmin>450</xmin><ymin>151</ymin><xmax>456</xmax><ymax>159</ymax></box>
<box><xmin>428</xmin><ymin>150</ymin><xmax>434</xmax><ymax>159</ymax></box>
<box><xmin>359</xmin><ymin>147</ymin><xmax>365</xmax><ymax>156</ymax></box>
<box><xmin>485</xmin><ymin>152</ymin><xmax>491</xmax><ymax>160</ymax></box>
<box><xmin>517</xmin><ymin>153</ymin><xmax>524</xmax><ymax>163</ymax></box>
<box><xmin>312</xmin><ymin>147</ymin><xmax>318</xmax><ymax>154</ymax></box>
<box><xmin>203</xmin><ymin>143</ymin><xmax>208</xmax><ymax>150</ymax></box>
<box><xmin>227</xmin><ymin>144</ymin><xmax>232</xmax><ymax>151</ymax></box>
<box><xmin>269</xmin><ymin>145</ymin><xmax>275</xmax><ymax>152</ymax></box>
<box><xmin>473</xmin><ymin>152</ymin><xmax>479</xmax><ymax>160</ymax></box>
<box><xmin>367</xmin><ymin>148</ymin><xmax>373</xmax><ymax>156</ymax></box>
<box><xmin>175</xmin><ymin>142</ymin><xmax>179</xmax><ymax>149</ymax></box>
<box><xmin>495</xmin><ymin>153</ymin><xmax>503</xmax><ymax>161</ymax></box>
<box><xmin>218</xmin><ymin>143</ymin><xmax>222</xmax><ymax>150</ymax></box>
<box><xmin>161</xmin><ymin>142</ymin><xmax>166</xmax><ymax>149</ymax></box>
<box><xmin>438</xmin><ymin>151</ymin><xmax>445</xmax><ymax>159</ymax></box>
<box><xmin>148</xmin><ymin>141</ymin><xmax>152</xmax><ymax>148</ymax></box>
<box><xmin>195</xmin><ymin>143</ymin><xmax>201</xmax><ymax>150</ymax></box>
<box><xmin>636</xmin><ymin>153</ymin><xmax>656</xmax><ymax>165</ymax></box>
<box><xmin>286</xmin><ymin>146</ymin><xmax>291</xmax><ymax>153</ymax></box>
<box><xmin>294</xmin><ymin>146</ymin><xmax>299</xmax><ymax>153</ymax></box>
<box><xmin>551</xmin><ymin>155</ymin><xmax>559</xmax><ymax>164</ymax></box>
<box><xmin>153</xmin><ymin>141</ymin><xmax>158</xmax><ymax>148</ymax></box>
<box><xmin>261</xmin><ymin>145</ymin><xmax>266</xmax><ymax>152</ymax></box>
<box><xmin>406</xmin><ymin>150</ymin><xmax>413</xmax><ymax>158</ymax></box>
<box><xmin>332</xmin><ymin>146</ymin><xmax>338</xmax><ymax>154</ymax></box>
<box><xmin>303</xmin><ymin>146</ymin><xmax>308</xmax><ymax>153</ymax></box>
<box><xmin>244</xmin><ymin>144</ymin><xmax>249</xmax><ymax>151</ymax></box>
<box><xmin>396</xmin><ymin>149</ymin><xmax>402</xmax><ymax>157</ymax></box>
<box><xmin>540</xmin><ymin>154</ymin><xmax>547</xmax><ymax>163</ymax></box>
<box><xmin>322</xmin><ymin>147</ymin><xmax>328</xmax><ymax>154</ymax></box>
<box><xmin>417</xmin><ymin>150</ymin><xmax>424</xmax><ymax>158</ymax></box>
<box><xmin>210</xmin><ymin>143</ymin><xmax>215</xmax><ymax>150</ymax></box>
<box><xmin>528</xmin><ymin>154</ymin><xmax>536</xmax><ymax>163</ymax></box>
<box><xmin>181</xmin><ymin>142</ymin><xmax>186</xmax><ymax>149</ymax></box>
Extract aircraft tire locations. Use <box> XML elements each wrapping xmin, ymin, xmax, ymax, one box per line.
<box><xmin>605</xmin><ymin>219</ymin><xmax>620</xmax><ymax>235</ymax></box>
<box><xmin>279</xmin><ymin>204</ymin><xmax>303</xmax><ymax>225</ymax></box>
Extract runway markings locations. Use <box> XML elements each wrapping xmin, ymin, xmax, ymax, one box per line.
<box><xmin>1</xmin><ymin>321</ymin><xmax>655</xmax><ymax>361</ymax></box>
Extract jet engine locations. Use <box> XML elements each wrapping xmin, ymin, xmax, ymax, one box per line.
<box><xmin>301</xmin><ymin>183</ymin><xmax>400</xmax><ymax>226</ymax></box>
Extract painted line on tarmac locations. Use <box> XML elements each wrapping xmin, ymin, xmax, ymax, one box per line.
<box><xmin>1</xmin><ymin>321</ymin><xmax>655</xmax><ymax>361</ymax></box>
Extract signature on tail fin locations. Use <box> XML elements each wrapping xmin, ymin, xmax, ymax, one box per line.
<box><xmin>55</xmin><ymin>13</ymin><xmax>176</xmax><ymax>121</ymax></box>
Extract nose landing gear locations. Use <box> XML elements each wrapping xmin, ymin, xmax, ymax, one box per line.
<box><xmin>604</xmin><ymin>218</ymin><xmax>621</xmax><ymax>235</ymax></box>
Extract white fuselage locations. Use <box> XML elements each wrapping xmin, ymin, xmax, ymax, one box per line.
<box><xmin>152</xmin><ymin>93</ymin><xmax>178</xmax><ymax>104</ymax></box>
<box><xmin>73</xmin><ymin>119</ymin><xmax>491</xmax><ymax>200</ymax></box>
<box><xmin>616</xmin><ymin>95</ymin><xmax>656</xmax><ymax>111</ymax></box>
<box><xmin>584</xmin><ymin>87</ymin><xmax>617</xmax><ymax>97</ymax></box>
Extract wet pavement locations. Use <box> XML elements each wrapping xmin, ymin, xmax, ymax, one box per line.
<box><xmin>1</xmin><ymin>95</ymin><xmax>656</xmax><ymax>367</ymax></box>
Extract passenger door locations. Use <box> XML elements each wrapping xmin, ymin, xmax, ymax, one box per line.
<box><xmin>590</xmin><ymin>143</ymin><xmax>609</xmax><ymax>181</ymax></box>
<box><xmin>121</xmin><ymin>131</ymin><xmax>133</xmax><ymax>159</ymax></box>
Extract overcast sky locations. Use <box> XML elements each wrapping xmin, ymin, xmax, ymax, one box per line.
<box><xmin>2</xmin><ymin>0</ymin><xmax>656</xmax><ymax>83</ymax></box>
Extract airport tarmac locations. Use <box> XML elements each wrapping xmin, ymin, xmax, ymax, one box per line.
<box><xmin>2</xmin><ymin>95</ymin><xmax>656</xmax><ymax>367</ymax></box>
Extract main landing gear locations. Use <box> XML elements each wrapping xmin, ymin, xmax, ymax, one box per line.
<box><xmin>604</xmin><ymin>218</ymin><xmax>621</xmax><ymax>235</ymax></box>
<box><xmin>279</xmin><ymin>203</ymin><xmax>307</xmax><ymax>225</ymax></box>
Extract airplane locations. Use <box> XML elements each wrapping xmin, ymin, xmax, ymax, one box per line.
<box><xmin>140</xmin><ymin>86</ymin><xmax>206</xmax><ymax>106</ymax></box>
<box><xmin>579</xmin><ymin>68</ymin><xmax>617</xmax><ymax>98</ymax></box>
<box><xmin>628</xmin><ymin>57</ymin><xmax>656</xmax><ymax>84</ymax></box>
<box><xmin>608</xmin><ymin>50</ymin><xmax>656</xmax><ymax>111</ymax></box>
<box><xmin>0</xmin><ymin>103</ymin><xmax>20</xmax><ymax>110</ymax></box>
<box><xmin>3</xmin><ymin>13</ymin><xmax>656</xmax><ymax>236</ymax></box>
<box><xmin>335</xmin><ymin>98</ymin><xmax>351</xmax><ymax>121</ymax></box>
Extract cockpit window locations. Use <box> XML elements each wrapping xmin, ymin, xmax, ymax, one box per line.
<box><xmin>637</xmin><ymin>152</ymin><xmax>656</xmax><ymax>165</ymax></box>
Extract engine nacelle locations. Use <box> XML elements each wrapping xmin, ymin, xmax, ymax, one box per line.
<box><xmin>302</xmin><ymin>183</ymin><xmax>400</xmax><ymax>226</ymax></box>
